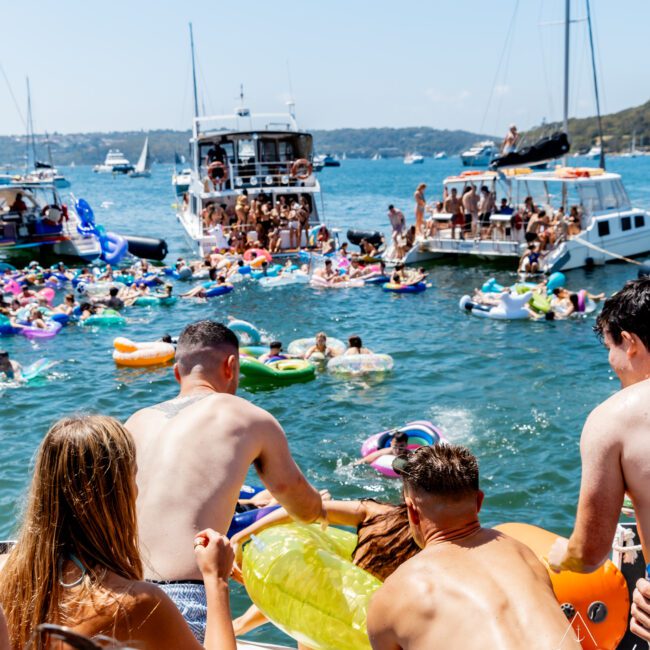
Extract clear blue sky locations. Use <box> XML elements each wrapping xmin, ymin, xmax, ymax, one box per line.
<box><xmin>0</xmin><ymin>0</ymin><xmax>647</xmax><ymax>136</ymax></box>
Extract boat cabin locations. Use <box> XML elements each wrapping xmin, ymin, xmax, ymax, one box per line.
<box><xmin>0</xmin><ymin>185</ymin><xmax>64</xmax><ymax>244</ymax></box>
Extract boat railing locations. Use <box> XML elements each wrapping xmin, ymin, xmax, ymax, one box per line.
<box><xmin>200</xmin><ymin>158</ymin><xmax>316</xmax><ymax>191</ymax></box>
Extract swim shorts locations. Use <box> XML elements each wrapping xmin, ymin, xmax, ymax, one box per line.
<box><xmin>154</xmin><ymin>580</ymin><xmax>207</xmax><ymax>642</ymax></box>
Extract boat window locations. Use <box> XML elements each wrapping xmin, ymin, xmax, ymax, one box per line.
<box><xmin>260</xmin><ymin>140</ymin><xmax>278</xmax><ymax>162</ymax></box>
<box><xmin>598</xmin><ymin>181</ymin><xmax>619</xmax><ymax>211</ymax></box>
<box><xmin>621</xmin><ymin>216</ymin><xmax>632</xmax><ymax>231</ymax></box>
<box><xmin>277</xmin><ymin>141</ymin><xmax>294</xmax><ymax>162</ymax></box>
<box><xmin>613</xmin><ymin>180</ymin><xmax>631</xmax><ymax>208</ymax></box>
<box><xmin>597</xmin><ymin>220</ymin><xmax>610</xmax><ymax>237</ymax></box>
<box><xmin>578</xmin><ymin>183</ymin><xmax>602</xmax><ymax>213</ymax></box>
<box><xmin>635</xmin><ymin>214</ymin><xmax>645</xmax><ymax>229</ymax></box>
<box><xmin>237</xmin><ymin>139</ymin><xmax>256</xmax><ymax>163</ymax></box>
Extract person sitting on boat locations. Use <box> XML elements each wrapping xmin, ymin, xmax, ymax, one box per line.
<box><xmin>0</xmin><ymin>350</ymin><xmax>21</xmax><ymax>381</ymax></box>
<box><xmin>496</xmin><ymin>198</ymin><xmax>514</xmax><ymax>216</ymax></box>
<box><xmin>9</xmin><ymin>192</ymin><xmax>27</xmax><ymax>215</ymax></box>
<box><xmin>444</xmin><ymin>187</ymin><xmax>465</xmax><ymax>240</ymax></box>
<box><xmin>501</xmin><ymin>123</ymin><xmax>519</xmax><ymax>154</ymax></box>
<box><xmin>354</xmin><ymin>431</ymin><xmax>410</xmax><ymax>466</ymax></box>
<box><xmin>367</xmin><ymin>444</ymin><xmax>580</xmax><ymax>650</ymax></box>
<box><xmin>567</xmin><ymin>205</ymin><xmax>582</xmax><ymax>236</ymax></box>
<box><xmin>304</xmin><ymin>331</ymin><xmax>340</xmax><ymax>361</ymax></box>
<box><xmin>258</xmin><ymin>341</ymin><xmax>288</xmax><ymax>364</ymax></box>
<box><xmin>424</xmin><ymin>202</ymin><xmax>444</xmax><ymax>238</ymax></box>
<box><xmin>519</xmin><ymin>244</ymin><xmax>542</xmax><ymax>274</ymax></box>
<box><xmin>344</xmin><ymin>335</ymin><xmax>373</xmax><ymax>356</ymax></box>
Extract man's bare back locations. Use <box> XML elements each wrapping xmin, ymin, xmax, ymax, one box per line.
<box><xmin>128</xmin><ymin>391</ymin><xmax>320</xmax><ymax>581</ymax></box>
<box><xmin>369</xmin><ymin>528</ymin><xmax>579</xmax><ymax>650</ymax></box>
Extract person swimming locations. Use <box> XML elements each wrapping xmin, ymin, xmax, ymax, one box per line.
<box><xmin>303</xmin><ymin>332</ymin><xmax>339</xmax><ymax>360</ymax></box>
<box><xmin>344</xmin><ymin>335</ymin><xmax>372</xmax><ymax>355</ymax></box>
<box><xmin>259</xmin><ymin>341</ymin><xmax>288</xmax><ymax>364</ymax></box>
<box><xmin>0</xmin><ymin>351</ymin><xmax>21</xmax><ymax>381</ymax></box>
<box><xmin>354</xmin><ymin>431</ymin><xmax>409</xmax><ymax>466</ymax></box>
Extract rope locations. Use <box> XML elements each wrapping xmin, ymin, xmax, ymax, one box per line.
<box><xmin>571</xmin><ymin>235</ymin><xmax>645</xmax><ymax>266</ymax></box>
<box><xmin>613</xmin><ymin>524</ymin><xmax>642</xmax><ymax>564</ymax></box>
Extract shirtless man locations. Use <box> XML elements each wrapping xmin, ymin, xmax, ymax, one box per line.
<box><xmin>461</xmin><ymin>184</ymin><xmax>479</xmax><ymax>238</ymax></box>
<box><xmin>126</xmin><ymin>321</ymin><xmax>324</xmax><ymax>641</ymax></box>
<box><xmin>443</xmin><ymin>187</ymin><xmax>464</xmax><ymax>240</ymax></box>
<box><xmin>387</xmin><ymin>205</ymin><xmax>406</xmax><ymax>244</ymax></box>
<box><xmin>546</xmin><ymin>279</ymin><xmax>650</xmax><ymax>641</ymax></box>
<box><xmin>368</xmin><ymin>444</ymin><xmax>579</xmax><ymax>650</ymax></box>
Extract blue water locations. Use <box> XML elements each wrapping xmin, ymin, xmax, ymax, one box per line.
<box><xmin>2</xmin><ymin>157</ymin><xmax>649</xmax><ymax>645</ymax></box>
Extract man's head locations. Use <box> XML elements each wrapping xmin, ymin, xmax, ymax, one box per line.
<box><xmin>500</xmin><ymin>198</ymin><xmax>508</xmax><ymax>206</ymax></box>
<box><xmin>393</xmin><ymin>444</ymin><xmax>483</xmax><ymax>548</ymax></box>
<box><xmin>595</xmin><ymin>279</ymin><xmax>650</xmax><ymax>387</ymax></box>
<box><xmin>0</xmin><ymin>351</ymin><xmax>11</xmax><ymax>373</ymax></box>
<box><xmin>109</xmin><ymin>287</ymin><xmax>119</xmax><ymax>298</ymax></box>
<box><xmin>174</xmin><ymin>321</ymin><xmax>240</xmax><ymax>393</ymax></box>
<box><xmin>451</xmin><ymin>188</ymin><xmax>457</xmax><ymax>196</ymax></box>
<box><xmin>388</xmin><ymin>204</ymin><xmax>394</xmax><ymax>211</ymax></box>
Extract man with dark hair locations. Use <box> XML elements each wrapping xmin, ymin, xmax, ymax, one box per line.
<box><xmin>548</xmin><ymin>278</ymin><xmax>650</xmax><ymax>641</ymax></box>
<box><xmin>367</xmin><ymin>444</ymin><xmax>579</xmax><ymax>649</ymax></box>
<box><xmin>94</xmin><ymin>285</ymin><xmax>124</xmax><ymax>311</ymax></box>
<box><xmin>126</xmin><ymin>320</ymin><xmax>324</xmax><ymax>642</ymax></box>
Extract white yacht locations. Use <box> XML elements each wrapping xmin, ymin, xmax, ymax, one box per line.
<box><xmin>434</xmin><ymin>151</ymin><xmax>447</xmax><ymax>160</ymax></box>
<box><xmin>585</xmin><ymin>144</ymin><xmax>602</xmax><ymax>159</ymax></box>
<box><xmin>460</xmin><ymin>141</ymin><xmax>496</xmax><ymax>167</ymax></box>
<box><xmin>385</xmin><ymin>166</ymin><xmax>650</xmax><ymax>273</ymax></box>
<box><xmin>403</xmin><ymin>153</ymin><xmax>424</xmax><ymax>165</ymax></box>
<box><xmin>176</xmin><ymin>106</ymin><xmax>324</xmax><ymax>257</ymax></box>
<box><xmin>93</xmin><ymin>150</ymin><xmax>134</xmax><ymax>174</ymax></box>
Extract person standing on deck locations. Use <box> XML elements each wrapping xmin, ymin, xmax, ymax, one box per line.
<box><xmin>414</xmin><ymin>184</ymin><xmax>426</xmax><ymax>239</ymax></box>
<box><xmin>502</xmin><ymin>124</ymin><xmax>519</xmax><ymax>154</ymax></box>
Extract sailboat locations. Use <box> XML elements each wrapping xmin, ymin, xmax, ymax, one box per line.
<box><xmin>130</xmin><ymin>137</ymin><xmax>152</xmax><ymax>178</ymax></box>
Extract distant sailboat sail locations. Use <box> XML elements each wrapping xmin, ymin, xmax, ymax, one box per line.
<box><xmin>131</xmin><ymin>137</ymin><xmax>152</xmax><ymax>177</ymax></box>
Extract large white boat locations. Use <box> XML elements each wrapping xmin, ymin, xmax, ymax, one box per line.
<box><xmin>0</xmin><ymin>183</ymin><xmax>101</xmax><ymax>263</ymax></box>
<box><xmin>460</xmin><ymin>141</ymin><xmax>496</xmax><ymax>167</ymax></box>
<box><xmin>585</xmin><ymin>144</ymin><xmax>602</xmax><ymax>159</ymax></box>
<box><xmin>93</xmin><ymin>150</ymin><xmax>134</xmax><ymax>174</ymax></box>
<box><xmin>387</xmin><ymin>167</ymin><xmax>650</xmax><ymax>273</ymax></box>
<box><xmin>176</xmin><ymin>106</ymin><xmax>324</xmax><ymax>257</ymax></box>
<box><xmin>403</xmin><ymin>153</ymin><xmax>424</xmax><ymax>165</ymax></box>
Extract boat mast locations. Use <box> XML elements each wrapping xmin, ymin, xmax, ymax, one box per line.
<box><xmin>25</xmin><ymin>77</ymin><xmax>37</xmax><ymax>172</ymax></box>
<box><xmin>562</xmin><ymin>0</ymin><xmax>570</xmax><ymax>166</ymax></box>
<box><xmin>189</xmin><ymin>23</ymin><xmax>199</xmax><ymax>120</ymax></box>
<box><xmin>585</xmin><ymin>0</ymin><xmax>605</xmax><ymax>169</ymax></box>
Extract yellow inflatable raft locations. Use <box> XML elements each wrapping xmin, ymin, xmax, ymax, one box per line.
<box><xmin>112</xmin><ymin>337</ymin><xmax>175</xmax><ymax>367</ymax></box>
<box><xmin>495</xmin><ymin>523</ymin><xmax>629</xmax><ymax>650</ymax></box>
<box><xmin>242</xmin><ymin>523</ymin><xmax>381</xmax><ymax>650</ymax></box>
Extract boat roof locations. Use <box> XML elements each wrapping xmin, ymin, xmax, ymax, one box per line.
<box><xmin>194</xmin><ymin>110</ymin><xmax>306</xmax><ymax>139</ymax></box>
<box><xmin>443</xmin><ymin>166</ymin><xmax>620</xmax><ymax>185</ymax></box>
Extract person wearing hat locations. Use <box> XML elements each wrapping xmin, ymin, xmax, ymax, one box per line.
<box><xmin>367</xmin><ymin>444</ymin><xmax>579</xmax><ymax>650</ymax></box>
<box><xmin>502</xmin><ymin>123</ymin><xmax>519</xmax><ymax>155</ymax></box>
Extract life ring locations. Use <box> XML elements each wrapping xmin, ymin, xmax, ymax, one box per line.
<box><xmin>290</xmin><ymin>158</ymin><xmax>313</xmax><ymax>180</ymax></box>
<box><xmin>360</xmin><ymin>421</ymin><xmax>447</xmax><ymax>478</ymax></box>
<box><xmin>42</xmin><ymin>205</ymin><xmax>63</xmax><ymax>226</ymax></box>
<box><xmin>207</xmin><ymin>161</ymin><xmax>228</xmax><ymax>185</ymax></box>
<box><xmin>327</xmin><ymin>353</ymin><xmax>394</xmax><ymax>375</ymax></box>
<box><xmin>287</xmin><ymin>337</ymin><xmax>346</xmax><ymax>357</ymax></box>
<box><xmin>242</xmin><ymin>523</ymin><xmax>381</xmax><ymax>650</ymax></box>
<box><xmin>228</xmin><ymin>319</ymin><xmax>262</xmax><ymax>345</ymax></box>
<box><xmin>204</xmin><ymin>283</ymin><xmax>234</xmax><ymax>298</ymax></box>
<box><xmin>239</xmin><ymin>357</ymin><xmax>316</xmax><ymax>384</ymax></box>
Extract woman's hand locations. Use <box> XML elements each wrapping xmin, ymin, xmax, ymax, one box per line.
<box><xmin>193</xmin><ymin>529</ymin><xmax>234</xmax><ymax>581</ymax></box>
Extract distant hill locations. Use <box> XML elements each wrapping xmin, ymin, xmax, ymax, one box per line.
<box><xmin>0</xmin><ymin>126</ymin><xmax>496</xmax><ymax>167</ymax></box>
<box><xmin>524</xmin><ymin>99</ymin><xmax>650</xmax><ymax>154</ymax></box>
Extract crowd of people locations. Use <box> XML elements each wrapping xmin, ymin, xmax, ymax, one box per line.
<box><xmin>1</xmin><ymin>277</ymin><xmax>650</xmax><ymax>649</ymax></box>
<box><xmin>186</xmin><ymin>191</ymin><xmax>314</xmax><ymax>253</ymax></box>
<box><xmin>388</xmin><ymin>182</ymin><xmax>585</xmax><ymax>260</ymax></box>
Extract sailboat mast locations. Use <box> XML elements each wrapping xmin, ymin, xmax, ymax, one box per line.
<box><xmin>189</xmin><ymin>23</ymin><xmax>199</xmax><ymax>120</ymax></box>
<box><xmin>26</xmin><ymin>77</ymin><xmax>37</xmax><ymax>171</ymax></box>
<box><xmin>585</xmin><ymin>0</ymin><xmax>605</xmax><ymax>169</ymax></box>
<box><xmin>562</xmin><ymin>0</ymin><xmax>570</xmax><ymax>161</ymax></box>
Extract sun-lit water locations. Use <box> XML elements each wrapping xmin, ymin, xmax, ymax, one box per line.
<box><xmin>1</xmin><ymin>156</ymin><xmax>648</xmax><ymax>645</ymax></box>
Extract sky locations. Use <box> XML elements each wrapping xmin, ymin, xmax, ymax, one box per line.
<box><xmin>0</xmin><ymin>0</ymin><xmax>648</xmax><ymax>137</ymax></box>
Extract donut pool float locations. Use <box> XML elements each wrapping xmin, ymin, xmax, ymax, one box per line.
<box><xmin>360</xmin><ymin>420</ymin><xmax>446</xmax><ymax>478</ymax></box>
<box><xmin>327</xmin><ymin>353</ymin><xmax>393</xmax><ymax>375</ymax></box>
<box><xmin>112</xmin><ymin>337</ymin><xmax>175</xmax><ymax>367</ymax></box>
<box><xmin>287</xmin><ymin>337</ymin><xmax>346</xmax><ymax>358</ymax></box>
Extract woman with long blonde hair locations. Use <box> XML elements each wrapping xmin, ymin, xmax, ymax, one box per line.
<box><xmin>0</xmin><ymin>414</ymin><xmax>236</xmax><ymax>650</ymax></box>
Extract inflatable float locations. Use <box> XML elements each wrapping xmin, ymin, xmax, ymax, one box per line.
<box><xmin>239</xmin><ymin>357</ymin><xmax>316</xmax><ymax>384</ymax></box>
<box><xmin>204</xmin><ymin>283</ymin><xmax>234</xmax><ymax>298</ymax></box>
<box><xmin>327</xmin><ymin>353</ymin><xmax>394</xmax><ymax>375</ymax></box>
<box><xmin>226</xmin><ymin>485</ymin><xmax>281</xmax><ymax>538</ymax></box>
<box><xmin>360</xmin><ymin>420</ymin><xmax>447</xmax><ymax>478</ymax></box>
<box><xmin>242</xmin><ymin>523</ymin><xmax>381</xmax><ymax>650</ymax></box>
<box><xmin>21</xmin><ymin>358</ymin><xmax>58</xmax><ymax>382</ymax></box>
<box><xmin>133</xmin><ymin>295</ymin><xmax>177</xmax><ymax>307</ymax></box>
<box><xmin>82</xmin><ymin>309</ymin><xmax>126</xmax><ymax>327</ymax></box>
<box><xmin>363</xmin><ymin>274</ymin><xmax>390</xmax><ymax>285</ymax></box>
<box><xmin>459</xmin><ymin>291</ymin><xmax>533</xmax><ymax>320</ymax></box>
<box><xmin>258</xmin><ymin>272</ymin><xmax>310</xmax><ymax>287</ymax></box>
<box><xmin>229</xmin><ymin>319</ymin><xmax>262</xmax><ymax>345</ymax></box>
<box><xmin>112</xmin><ymin>337</ymin><xmax>175</xmax><ymax>367</ymax></box>
<box><xmin>310</xmin><ymin>276</ymin><xmax>365</xmax><ymax>289</ymax></box>
<box><xmin>495</xmin><ymin>523</ymin><xmax>629</xmax><ymax>650</ymax></box>
<box><xmin>21</xmin><ymin>320</ymin><xmax>62</xmax><ymax>340</ymax></box>
<box><xmin>382</xmin><ymin>282</ymin><xmax>426</xmax><ymax>294</ymax></box>
<box><xmin>287</xmin><ymin>337</ymin><xmax>346</xmax><ymax>358</ymax></box>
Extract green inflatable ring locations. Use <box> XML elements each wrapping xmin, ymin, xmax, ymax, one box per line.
<box><xmin>243</xmin><ymin>524</ymin><xmax>381</xmax><ymax>650</ymax></box>
<box><xmin>82</xmin><ymin>309</ymin><xmax>126</xmax><ymax>327</ymax></box>
<box><xmin>239</xmin><ymin>357</ymin><xmax>315</xmax><ymax>383</ymax></box>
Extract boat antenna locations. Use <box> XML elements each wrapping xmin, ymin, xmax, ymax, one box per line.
<box><xmin>189</xmin><ymin>22</ymin><xmax>199</xmax><ymax>119</ymax></box>
<box><xmin>585</xmin><ymin>0</ymin><xmax>605</xmax><ymax>169</ymax></box>
<box><xmin>286</xmin><ymin>60</ymin><xmax>296</xmax><ymax>120</ymax></box>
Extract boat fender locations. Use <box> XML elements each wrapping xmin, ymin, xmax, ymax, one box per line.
<box><xmin>123</xmin><ymin>235</ymin><xmax>168</xmax><ymax>261</ymax></box>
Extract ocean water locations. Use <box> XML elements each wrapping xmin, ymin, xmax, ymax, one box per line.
<box><xmin>1</xmin><ymin>156</ymin><xmax>649</xmax><ymax>645</ymax></box>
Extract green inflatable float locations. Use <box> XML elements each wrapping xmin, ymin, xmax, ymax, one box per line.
<box><xmin>239</xmin><ymin>357</ymin><xmax>315</xmax><ymax>384</ymax></box>
<box><xmin>242</xmin><ymin>524</ymin><xmax>381</xmax><ymax>650</ymax></box>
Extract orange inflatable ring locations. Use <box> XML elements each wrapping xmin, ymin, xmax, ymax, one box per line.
<box><xmin>112</xmin><ymin>337</ymin><xmax>175</xmax><ymax>367</ymax></box>
<box><xmin>495</xmin><ymin>523</ymin><xmax>629</xmax><ymax>650</ymax></box>
<box><xmin>208</xmin><ymin>161</ymin><xmax>228</xmax><ymax>184</ymax></box>
<box><xmin>243</xmin><ymin>248</ymin><xmax>273</xmax><ymax>264</ymax></box>
<box><xmin>290</xmin><ymin>158</ymin><xmax>313</xmax><ymax>180</ymax></box>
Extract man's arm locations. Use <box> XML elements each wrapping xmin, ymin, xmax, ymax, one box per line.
<box><xmin>367</xmin><ymin>583</ymin><xmax>402</xmax><ymax>650</ymax></box>
<box><xmin>253</xmin><ymin>412</ymin><xmax>323</xmax><ymax>524</ymax></box>
<box><xmin>551</xmin><ymin>409</ymin><xmax>624</xmax><ymax>572</ymax></box>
